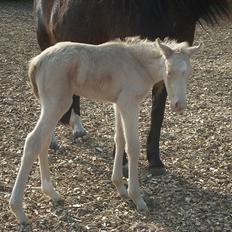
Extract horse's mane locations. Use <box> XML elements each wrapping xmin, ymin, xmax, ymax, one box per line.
<box><xmin>109</xmin><ymin>0</ymin><xmax>231</xmax><ymax>25</ymax></box>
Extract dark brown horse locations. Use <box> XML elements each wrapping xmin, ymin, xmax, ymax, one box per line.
<box><xmin>34</xmin><ymin>0</ymin><xmax>230</xmax><ymax>175</ymax></box>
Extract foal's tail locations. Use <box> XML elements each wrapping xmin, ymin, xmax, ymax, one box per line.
<box><xmin>28</xmin><ymin>57</ymin><xmax>40</xmax><ymax>99</ymax></box>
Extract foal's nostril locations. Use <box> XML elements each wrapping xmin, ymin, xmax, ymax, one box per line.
<box><xmin>173</xmin><ymin>100</ymin><xmax>183</xmax><ymax>112</ymax></box>
<box><xmin>171</xmin><ymin>98</ymin><xmax>186</xmax><ymax>112</ymax></box>
<box><xmin>175</xmin><ymin>101</ymin><xmax>180</xmax><ymax>110</ymax></box>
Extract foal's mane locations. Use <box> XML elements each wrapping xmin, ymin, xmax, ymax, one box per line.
<box><xmin>121</xmin><ymin>36</ymin><xmax>189</xmax><ymax>58</ymax></box>
<box><xmin>126</xmin><ymin>36</ymin><xmax>188</xmax><ymax>49</ymax></box>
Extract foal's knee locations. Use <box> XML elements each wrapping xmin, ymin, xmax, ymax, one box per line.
<box><xmin>114</xmin><ymin>132</ymin><xmax>124</xmax><ymax>146</ymax></box>
<box><xmin>9</xmin><ymin>197</ymin><xmax>20</xmax><ymax>214</ymax></box>
<box><xmin>125</xmin><ymin>145</ymin><xmax>139</xmax><ymax>159</ymax></box>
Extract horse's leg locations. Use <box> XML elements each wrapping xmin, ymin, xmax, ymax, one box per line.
<box><xmin>147</xmin><ymin>25</ymin><xmax>196</xmax><ymax>176</ymax></box>
<box><xmin>118</xmin><ymin>99</ymin><xmax>147</xmax><ymax>211</ymax></box>
<box><xmin>10</xmin><ymin>97</ymin><xmax>72</xmax><ymax>224</ymax></box>
<box><xmin>111</xmin><ymin>105</ymin><xmax>128</xmax><ymax>198</ymax></box>
<box><xmin>34</xmin><ymin>2</ymin><xmax>53</xmax><ymax>52</ymax></box>
<box><xmin>70</xmin><ymin>95</ymin><xmax>87</xmax><ymax>138</ymax></box>
<box><xmin>146</xmin><ymin>81</ymin><xmax>167</xmax><ymax>176</ymax></box>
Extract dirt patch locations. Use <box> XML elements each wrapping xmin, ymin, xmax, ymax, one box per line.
<box><xmin>0</xmin><ymin>1</ymin><xmax>231</xmax><ymax>231</ymax></box>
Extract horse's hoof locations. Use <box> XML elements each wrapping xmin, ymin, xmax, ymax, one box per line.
<box><xmin>49</xmin><ymin>142</ymin><xmax>59</xmax><ymax>151</ymax></box>
<box><xmin>148</xmin><ymin>166</ymin><xmax>166</xmax><ymax>176</ymax></box>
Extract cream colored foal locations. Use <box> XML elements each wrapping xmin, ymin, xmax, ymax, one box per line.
<box><xmin>10</xmin><ymin>37</ymin><xmax>200</xmax><ymax>224</ymax></box>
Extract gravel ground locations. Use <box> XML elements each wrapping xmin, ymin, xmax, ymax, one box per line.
<box><xmin>0</xmin><ymin>1</ymin><xmax>231</xmax><ymax>231</ymax></box>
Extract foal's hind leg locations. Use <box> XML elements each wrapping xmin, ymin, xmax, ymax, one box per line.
<box><xmin>38</xmin><ymin>97</ymin><xmax>73</xmax><ymax>200</ymax></box>
<box><xmin>9</xmin><ymin>115</ymin><xmax>56</xmax><ymax>224</ymax></box>
<box><xmin>111</xmin><ymin>105</ymin><xmax>128</xmax><ymax>198</ymax></box>
<box><xmin>10</xmin><ymin>98</ymin><xmax>72</xmax><ymax>224</ymax></box>
<box><xmin>9</xmin><ymin>130</ymin><xmax>43</xmax><ymax>224</ymax></box>
<box><xmin>39</xmin><ymin>137</ymin><xmax>61</xmax><ymax>201</ymax></box>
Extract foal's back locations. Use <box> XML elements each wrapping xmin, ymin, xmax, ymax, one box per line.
<box><xmin>31</xmin><ymin>41</ymin><xmax>153</xmax><ymax>103</ymax></box>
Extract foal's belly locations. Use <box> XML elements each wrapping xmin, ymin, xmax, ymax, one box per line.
<box><xmin>75</xmin><ymin>84</ymin><xmax>120</xmax><ymax>103</ymax></box>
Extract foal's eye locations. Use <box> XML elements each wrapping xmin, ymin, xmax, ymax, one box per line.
<box><xmin>181</xmin><ymin>70</ymin><xmax>187</xmax><ymax>76</ymax></box>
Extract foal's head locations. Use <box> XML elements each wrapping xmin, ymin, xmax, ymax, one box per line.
<box><xmin>156</xmin><ymin>38</ymin><xmax>201</xmax><ymax>112</ymax></box>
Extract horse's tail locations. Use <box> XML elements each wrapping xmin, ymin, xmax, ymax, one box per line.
<box><xmin>28</xmin><ymin>57</ymin><xmax>40</xmax><ymax>99</ymax></box>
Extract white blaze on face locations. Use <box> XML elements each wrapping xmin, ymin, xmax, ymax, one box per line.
<box><xmin>156</xmin><ymin>38</ymin><xmax>201</xmax><ymax>113</ymax></box>
<box><xmin>165</xmin><ymin>56</ymin><xmax>191</xmax><ymax>112</ymax></box>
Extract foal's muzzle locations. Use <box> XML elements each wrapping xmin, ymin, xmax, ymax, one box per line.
<box><xmin>171</xmin><ymin>99</ymin><xmax>186</xmax><ymax>113</ymax></box>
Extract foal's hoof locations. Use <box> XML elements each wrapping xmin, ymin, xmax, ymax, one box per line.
<box><xmin>149</xmin><ymin>165</ymin><xmax>166</xmax><ymax>176</ymax></box>
<box><xmin>49</xmin><ymin>141</ymin><xmax>59</xmax><ymax>151</ymax></box>
<box><xmin>73</xmin><ymin>129</ymin><xmax>87</xmax><ymax>138</ymax></box>
<box><xmin>52</xmin><ymin>198</ymin><xmax>64</xmax><ymax>207</ymax></box>
<box><xmin>118</xmin><ymin>187</ymin><xmax>129</xmax><ymax>199</ymax></box>
<box><xmin>20</xmin><ymin>222</ymin><xmax>32</xmax><ymax>231</ymax></box>
<box><xmin>136</xmin><ymin>199</ymin><xmax>148</xmax><ymax>212</ymax></box>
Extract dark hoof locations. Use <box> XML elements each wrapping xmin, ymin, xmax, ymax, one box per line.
<box><xmin>149</xmin><ymin>165</ymin><xmax>166</xmax><ymax>176</ymax></box>
<box><xmin>49</xmin><ymin>142</ymin><xmax>59</xmax><ymax>151</ymax></box>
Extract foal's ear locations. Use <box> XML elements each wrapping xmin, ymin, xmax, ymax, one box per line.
<box><xmin>156</xmin><ymin>38</ymin><xmax>173</xmax><ymax>59</ymax></box>
<box><xmin>183</xmin><ymin>43</ymin><xmax>203</xmax><ymax>57</ymax></box>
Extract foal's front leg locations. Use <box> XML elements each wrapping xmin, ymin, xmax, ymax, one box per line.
<box><xmin>118</xmin><ymin>101</ymin><xmax>148</xmax><ymax>211</ymax></box>
<box><xmin>111</xmin><ymin>105</ymin><xmax>128</xmax><ymax>197</ymax></box>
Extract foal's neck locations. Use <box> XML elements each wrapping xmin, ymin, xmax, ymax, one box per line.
<box><xmin>129</xmin><ymin>44</ymin><xmax>166</xmax><ymax>85</ymax></box>
<box><xmin>144</xmin><ymin>55</ymin><xmax>166</xmax><ymax>85</ymax></box>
